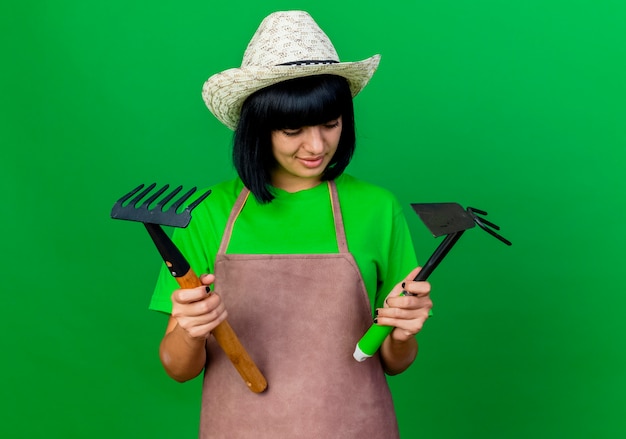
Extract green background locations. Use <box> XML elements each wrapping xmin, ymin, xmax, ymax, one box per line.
<box><xmin>2</xmin><ymin>0</ymin><xmax>625</xmax><ymax>437</ymax></box>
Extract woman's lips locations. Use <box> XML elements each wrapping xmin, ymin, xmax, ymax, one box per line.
<box><xmin>298</xmin><ymin>156</ymin><xmax>325</xmax><ymax>168</ymax></box>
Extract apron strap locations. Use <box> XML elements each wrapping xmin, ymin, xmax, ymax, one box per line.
<box><xmin>218</xmin><ymin>180</ymin><xmax>349</xmax><ymax>254</ymax></box>
<box><xmin>218</xmin><ymin>187</ymin><xmax>250</xmax><ymax>255</ymax></box>
<box><xmin>328</xmin><ymin>180</ymin><xmax>349</xmax><ymax>253</ymax></box>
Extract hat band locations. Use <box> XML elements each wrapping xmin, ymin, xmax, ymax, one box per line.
<box><xmin>276</xmin><ymin>60</ymin><xmax>339</xmax><ymax>66</ymax></box>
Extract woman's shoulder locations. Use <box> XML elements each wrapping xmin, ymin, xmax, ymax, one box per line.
<box><xmin>192</xmin><ymin>177</ymin><xmax>243</xmax><ymax>220</ymax></box>
<box><xmin>205</xmin><ymin>177</ymin><xmax>244</xmax><ymax>200</ymax></box>
<box><xmin>336</xmin><ymin>174</ymin><xmax>399</xmax><ymax>205</ymax></box>
<box><xmin>194</xmin><ymin>177</ymin><xmax>243</xmax><ymax>207</ymax></box>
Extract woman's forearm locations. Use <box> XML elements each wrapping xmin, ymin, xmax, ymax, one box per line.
<box><xmin>380</xmin><ymin>335</ymin><xmax>418</xmax><ymax>376</ymax></box>
<box><xmin>159</xmin><ymin>322</ymin><xmax>207</xmax><ymax>382</ymax></box>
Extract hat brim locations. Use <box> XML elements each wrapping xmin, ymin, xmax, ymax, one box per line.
<box><xmin>202</xmin><ymin>54</ymin><xmax>381</xmax><ymax>130</ymax></box>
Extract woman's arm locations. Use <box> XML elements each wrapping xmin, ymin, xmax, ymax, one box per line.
<box><xmin>380</xmin><ymin>334</ymin><xmax>418</xmax><ymax>376</ymax></box>
<box><xmin>159</xmin><ymin>274</ymin><xmax>228</xmax><ymax>382</ymax></box>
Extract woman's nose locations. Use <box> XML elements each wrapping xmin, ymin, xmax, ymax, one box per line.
<box><xmin>303</xmin><ymin>126</ymin><xmax>325</xmax><ymax>153</ymax></box>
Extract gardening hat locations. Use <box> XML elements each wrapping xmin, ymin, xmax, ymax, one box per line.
<box><xmin>201</xmin><ymin>10</ymin><xmax>381</xmax><ymax>130</ymax></box>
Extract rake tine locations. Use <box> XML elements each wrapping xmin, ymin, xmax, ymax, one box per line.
<box><xmin>474</xmin><ymin>215</ymin><xmax>501</xmax><ymax>231</ymax></box>
<box><xmin>168</xmin><ymin>187</ymin><xmax>198</xmax><ymax>213</ymax></box>
<box><xmin>467</xmin><ymin>206</ymin><xmax>512</xmax><ymax>246</ymax></box>
<box><xmin>139</xmin><ymin>184</ymin><xmax>170</xmax><ymax>209</ymax></box>
<box><xmin>468</xmin><ymin>206</ymin><xmax>502</xmax><ymax>230</ymax></box>
<box><xmin>128</xmin><ymin>183</ymin><xmax>157</xmax><ymax>208</ymax></box>
<box><xmin>467</xmin><ymin>206</ymin><xmax>488</xmax><ymax>216</ymax></box>
<box><xmin>187</xmin><ymin>189</ymin><xmax>212</xmax><ymax>211</ymax></box>
<box><xmin>154</xmin><ymin>185</ymin><xmax>183</xmax><ymax>210</ymax></box>
<box><xmin>475</xmin><ymin>218</ymin><xmax>512</xmax><ymax>246</ymax></box>
<box><xmin>115</xmin><ymin>184</ymin><xmax>146</xmax><ymax>205</ymax></box>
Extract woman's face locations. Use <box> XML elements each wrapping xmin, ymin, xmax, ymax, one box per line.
<box><xmin>270</xmin><ymin>116</ymin><xmax>342</xmax><ymax>192</ymax></box>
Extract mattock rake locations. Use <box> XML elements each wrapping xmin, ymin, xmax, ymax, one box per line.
<box><xmin>406</xmin><ymin>203</ymin><xmax>512</xmax><ymax>282</ymax></box>
<box><xmin>111</xmin><ymin>183</ymin><xmax>268</xmax><ymax>393</ymax></box>
<box><xmin>354</xmin><ymin>202</ymin><xmax>511</xmax><ymax>362</ymax></box>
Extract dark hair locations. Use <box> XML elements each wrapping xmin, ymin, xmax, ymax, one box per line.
<box><xmin>233</xmin><ymin>74</ymin><xmax>356</xmax><ymax>203</ymax></box>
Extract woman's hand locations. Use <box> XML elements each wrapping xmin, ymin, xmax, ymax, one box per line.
<box><xmin>377</xmin><ymin>267</ymin><xmax>433</xmax><ymax>374</ymax></box>
<box><xmin>170</xmin><ymin>274</ymin><xmax>228</xmax><ymax>340</ymax></box>
<box><xmin>378</xmin><ymin>267</ymin><xmax>432</xmax><ymax>341</ymax></box>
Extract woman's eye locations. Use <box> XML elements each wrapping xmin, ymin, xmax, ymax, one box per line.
<box><xmin>282</xmin><ymin>129</ymin><xmax>301</xmax><ymax>136</ymax></box>
<box><xmin>324</xmin><ymin>120</ymin><xmax>340</xmax><ymax>129</ymax></box>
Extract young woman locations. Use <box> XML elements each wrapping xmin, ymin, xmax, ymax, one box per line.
<box><xmin>149</xmin><ymin>11</ymin><xmax>432</xmax><ymax>438</ymax></box>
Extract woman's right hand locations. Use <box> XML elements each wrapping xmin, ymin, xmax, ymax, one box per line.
<box><xmin>170</xmin><ymin>274</ymin><xmax>228</xmax><ymax>340</ymax></box>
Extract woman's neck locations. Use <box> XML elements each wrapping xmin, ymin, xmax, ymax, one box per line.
<box><xmin>271</xmin><ymin>173</ymin><xmax>323</xmax><ymax>193</ymax></box>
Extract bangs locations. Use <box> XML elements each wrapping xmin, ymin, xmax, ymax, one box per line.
<box><xmin>251</xmin><ymin>75</ymin><xmax>350</xmax><ymax>129</ymax></box>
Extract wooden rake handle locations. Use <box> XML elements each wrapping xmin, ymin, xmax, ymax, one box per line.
<box><xmin>174</xmin><ymin>267</ymin><xmax>268</xmax><ymax>393</ymax></box>
<box><xmin>143</xmin><ymin>223</ymin><xmax>267</xmax><ymax>393</ymax></box>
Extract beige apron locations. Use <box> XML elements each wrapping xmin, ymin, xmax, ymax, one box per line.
<box><xmin>200</xmin><ymin>181</ymin><xmax>399</xmax><ymax>438</ymax></box>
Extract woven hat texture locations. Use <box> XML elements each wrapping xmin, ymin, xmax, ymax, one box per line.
<box><xmin>202</xmin><ymin>10</ymin><xmax>380</xmax><ymax>130</ymax></box>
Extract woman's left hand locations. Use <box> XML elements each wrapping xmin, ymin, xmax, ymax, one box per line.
<box><xmin>377</xmin><ymin>267</ymin><xmax>433</xmax><ymax>342</ymax></box>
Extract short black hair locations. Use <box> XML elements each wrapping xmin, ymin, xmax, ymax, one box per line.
<box><xmin>233</xmin><ymin>74</ymin><xmax>356</xmax><ymax>203</ymax></box>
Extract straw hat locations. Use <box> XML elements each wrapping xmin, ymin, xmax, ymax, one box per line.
<box><xmin>201</xmin><ymin>10</ymin><xmax>381</xmax><ymax>130</ymax></box>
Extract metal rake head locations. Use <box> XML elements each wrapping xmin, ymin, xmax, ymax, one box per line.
<box><xmin>411</xmin><ymin>203</ymin><xmax>476</xmax><ymax>236</ymax></box>
<box><xmin>110</xmin><ymin>183</ymin><xmax>211</xmax><ymax>228</ymax></box>
<box><xmin>411</xmin><ymin>202</ymin><xmax>511</xmax><ymax>246</ymax></box>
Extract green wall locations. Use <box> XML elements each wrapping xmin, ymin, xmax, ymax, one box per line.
<box><xmin>2</xmin><ymin>1</ymin><xmax>625</xmax><ymax>437</ymax></box>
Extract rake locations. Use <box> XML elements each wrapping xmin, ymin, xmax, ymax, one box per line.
<box><xmin>111</xmin><ymin>183</ymin><xmax>268</xmax><ymax>393</ymax></box>
<box><xmin>354</xmin><ymin>202</ymin><xmax>511</xmax><ymax>361</ymax></box>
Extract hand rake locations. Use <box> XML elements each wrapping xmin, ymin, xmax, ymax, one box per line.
<box><xmin>354</xmin><ymin>202</ymin><xmax>511</xmax><ymax>361</ymax></box>
<box><xmin>111</xmin><ymin>183</ymin><xmax>268</xmax><ymax>393</ymax></box>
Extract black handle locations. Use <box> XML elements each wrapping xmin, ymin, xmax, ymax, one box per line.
<box><xmin>143</xmin><ymin>223</ymin><xmax>190</xmax><ymax>277</ymax></box>
<box><xmin>413</xmin><ymin>231</ymin><xmax>465</xmax><ymax>282</ymax></box>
